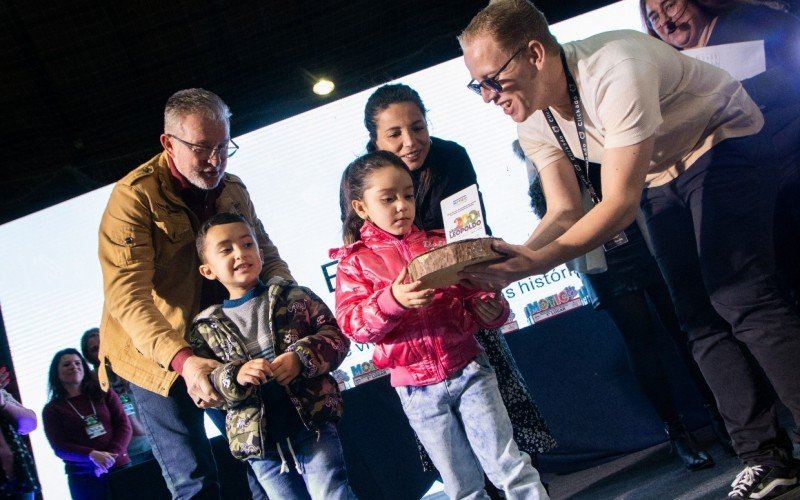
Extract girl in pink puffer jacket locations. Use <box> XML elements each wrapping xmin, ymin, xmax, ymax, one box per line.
<box><xmin>331</xmin><ymin>151</ymin><xmax>548</xmax><ymax>500</ymax></box>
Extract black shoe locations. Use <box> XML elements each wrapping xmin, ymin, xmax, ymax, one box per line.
<box><xmin>727</xmin><ymin>465</ymin><xmax>799</xmax><ymax>499</ymax></box>
<box><xmin>665</xmin><ymin>419</ymin><xmax>714</xmax><ymax>471</ymax></box>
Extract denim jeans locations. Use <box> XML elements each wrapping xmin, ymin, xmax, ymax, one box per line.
<box><xmin>396</xmin><ymin>352</ymin><xmax>548</xmax><ymax>500</ymax></box>
<box><xmin>247</xmin><ymin>422</ymin><xmax>355</xmax><ymax>500</ymax></box>
<box><xmin>641</xmin><ymin>133</ymin><xmax>800</xmax><ymax>467</ymax></box>
<box><xmin>130</xmin><ymin>379</ymin><xmax>220</xmax><ymax>499</ymax></box>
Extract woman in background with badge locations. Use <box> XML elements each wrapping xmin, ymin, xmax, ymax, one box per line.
<box><xmin>80</xmin><ymin>328</ymin><xmax>151</xmax><ymax>464</ymax></box>
<box><xmin>357</xmin><ymin>83</ymin><xmax>557</xmax><ymax>494</ymax></box>
<box><xmin>42</xmin><ymin>348</ymin><xmax>131</xmax><ymax>500</ymax></box>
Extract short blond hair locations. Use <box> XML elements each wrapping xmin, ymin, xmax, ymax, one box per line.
<box><xmin>459</xmin><ymin>0</ymin><xmax>560</xmax><ymax>55</ymax></box>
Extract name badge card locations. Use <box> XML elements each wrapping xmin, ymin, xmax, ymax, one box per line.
<box><xmin>119</xmin><ymin>393</ymin><xmax>136</xmax><ymax>416</ymax></box>
<box><xmin>83</xmin><ymin>415</ymin><xmax>107</xmax><ymax>439</ymax></box>
<box><xmin>441</xmin><ymin>185</ymin><xmax>487</xmax><ymax>243</ymax></box>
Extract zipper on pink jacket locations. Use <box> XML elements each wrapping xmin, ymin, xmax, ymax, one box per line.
<box><xmin>395</xmin><ymin>236</ymin><xmax>446</xmax><ymax>383</ymax></box>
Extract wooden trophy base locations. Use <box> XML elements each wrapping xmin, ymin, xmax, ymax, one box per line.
<box><xmin>406</xmin><ymin>238</ymin><xmax>503</xmax><ymax>289</ymax></box>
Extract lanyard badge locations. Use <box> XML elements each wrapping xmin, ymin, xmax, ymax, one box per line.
<box><xmin>119</xmin><ymin>393</ymin><xmax>136</xmax><ymax>416</ymax></box>
<box><xmin>544</xmin><ymin>49</ymin><xmax>627</xmax><ymax>253</ymax></box>
<box><xmin>67</xmin><ymin>399</ymin><xmax>108</xmax><ymax>439</ymax></box>
<box><xmin>83</xmin><ymin>415</ymin><xmax>108</xmax><ymax>439</ymax></box>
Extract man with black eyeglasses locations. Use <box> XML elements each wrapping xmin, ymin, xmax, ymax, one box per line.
<box><xmin>98</xmin><ymin>88</ymin><xmax>293</xmax><ymax>499</ymax></box>
<box><xmin>459</xmin><ymin>1</ymin><xmax>800</xmax><ymax>499</ymax></box>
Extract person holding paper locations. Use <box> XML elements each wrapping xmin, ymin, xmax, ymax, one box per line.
<box><xmin>639</xmin><ymin>0</ymin><xmax>800</xmax><ymax>306</ymax></box>
<box><xmin>357</xmin><ymin>83</ymin><xmax>556</xmax><ymax>482</ymax></box>
<box><xmin>639</xmin><ymin>0</ymin><xmax>800</xmax><ymax>75</ymax></box>
<box><xmin>459</xmin><ymin>1</ymin><xmax>800</xmax><ymax>498</ymax></box>
<box><xmin>638</xmin><ymin>0</ymin><xmax>800</xmax><ymax>153</ymax></box>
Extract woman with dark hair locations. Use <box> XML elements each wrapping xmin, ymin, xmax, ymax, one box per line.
<box><xmin>355</xmin><ymin>83</ymin><xmax>557</xmax><ymax>482</ymax></box>
<box><xmin>42</xmin><ymin>349</ymin><xmax>131</xmax><ymax>500</ymax></box>
<box><xmin>361</xmin><ymin>85</ymin><xmax>492</xmax><ymax>235</ymax></box>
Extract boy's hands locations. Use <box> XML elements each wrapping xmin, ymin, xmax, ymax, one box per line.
<box><xmin>236</xmin><ymin>359</ymin><xmax>273</xmax><ymax>386</ymax></box>
<box><xmin>235</xmin><ymin>353</ymin><xmax>301</xmax><ymax>387</ymax></box>
<box><xmin>474</xmin><ymin>296</ymin><xmax>504</xmax><ymax>323</ymax></box>
<box><xmin>392</xmin><ymin>267</ymin><xmax>434</xmax><ymax>309</ymax></box>
<box><xmin>272</xmin><ymin>353</ymin><xmax>301</xmax><ymax>386</ymax></box>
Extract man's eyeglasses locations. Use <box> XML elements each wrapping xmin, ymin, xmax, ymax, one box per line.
<box><xmin>646</xmin><ymin>0</ymin><xmax>685</xmax><ymax>30</ymax></box>
<box><xmin>467</xmin><ymin>47</ymin><xmax>525</xmax><ymax>96</ymax></box>
<box><xmin>167</xmin><ymin>134</ymin><xmax>239</xmax><ymax>159</ymax></box>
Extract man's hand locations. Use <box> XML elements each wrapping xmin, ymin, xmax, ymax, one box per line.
<box><xmin>182</xmin><ymin>356</ymin><xmax>222</xmax><ymax>408</ymax></box>
<box><xmin>460</xmin><ymin>240</ymin><xmax>543</xmax><ymax>290</ymax></box>
<box><xmin>271</xmin><ymin>353</ymin><xmax>302</xmax><ymax>386</ymax></box>
<box><xmin>392</xmin><ymin>267</ymin><xmax>435</xmax><ymax>309</ymax></box>
<box><xmin>474</xmin><ymin>296</ymin><xmax>504</xmax><ymax>323</ymax></box>
<box><xmin>236</xmin><ymin>359</ymin><xmax>273</xmax><ymax>386</ymax></box>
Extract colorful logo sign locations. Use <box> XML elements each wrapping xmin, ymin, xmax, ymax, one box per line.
<box><xmin>350</xmin><ymin>359</ymin><xmax>390</xmax><ymax>386</ymax></box>
<box><xmin>524</xmin><ymin>285</ymin><xmax>588</xmax><ymax>324</ymax></box>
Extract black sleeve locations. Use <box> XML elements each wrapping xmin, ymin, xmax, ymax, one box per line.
<box><xmin>419</xmin><ymin>138</ymin><xmax>492</xmax><ymax>234</ymax></box>
<box><xmin>447</xmin><ymin>142</ymin><xmax>492</xmax><ymax>236</ymax></box>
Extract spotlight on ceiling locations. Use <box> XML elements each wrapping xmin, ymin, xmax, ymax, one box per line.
<box><xmin>313</xmin><ymin>79</ymin><xmax>335</xmax><ymax>96</ymax></box>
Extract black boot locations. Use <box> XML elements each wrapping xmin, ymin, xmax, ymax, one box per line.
<box><xmin>665</xmin><ymin>418</ymin><xmax>715</xmax><ymax>471</ymax></box>
<box><xmin>704</xmin><ymin>403</ymin><xmax>736</xmax><ymax>456</ymax></box>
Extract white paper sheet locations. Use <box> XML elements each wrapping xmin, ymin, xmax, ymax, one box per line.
<box><xmin>682</xmin><ymin>40</ymin><xmax>766</xmax><ymax>80</ymax></box>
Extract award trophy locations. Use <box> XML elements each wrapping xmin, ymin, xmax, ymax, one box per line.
<box><xmin>406</xmin><ymin>185</ymin><xmax>503</xmax><ymax>289</ymax></box>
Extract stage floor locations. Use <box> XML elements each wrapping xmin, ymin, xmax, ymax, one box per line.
<box><xmin>424</xmin><ymin>425</ymin><xmax>800</xmax><ymax>500</ymax></box>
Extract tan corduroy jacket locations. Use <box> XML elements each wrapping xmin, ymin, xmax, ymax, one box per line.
<box><xmin>97</xmin><ymin>152</ymin><xmax>293</xmax><ymax>395</ymax></box>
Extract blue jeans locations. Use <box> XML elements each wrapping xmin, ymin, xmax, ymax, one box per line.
<box><xmin>641</xmin><ymin>133</ymin><xmax>800</xmax><ymax>466</ymax></box>
<box><xmin>396</xmin><ymin>352</ymin><xmax>548</xmax><ymax>500</ymax></box>
<box><xmin>248</xmin><ymin>422</ymin><xmax>355</xmax><ymax>500</ymax></box>
<box><xmin>130</xmin><ymin>379</ymin><xmax>220</xmax><ymax>499</ymax></box>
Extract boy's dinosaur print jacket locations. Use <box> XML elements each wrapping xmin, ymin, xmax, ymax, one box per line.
<box><xmin>189</xmin><ymin>277</ymin><xmax>349</xmax><ymax>461</ymax></box>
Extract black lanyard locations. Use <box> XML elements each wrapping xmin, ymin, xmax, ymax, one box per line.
<box><xmin>543</xmin><ymin>50</ymin><xmax>601</xmax><ymax>204</ymax></box>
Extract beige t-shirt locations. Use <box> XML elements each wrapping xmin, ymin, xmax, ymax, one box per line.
<box><xmin>519</xmin><ymin>30</ymin><xmax>763</xmax><ymax>187</ymax></box>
